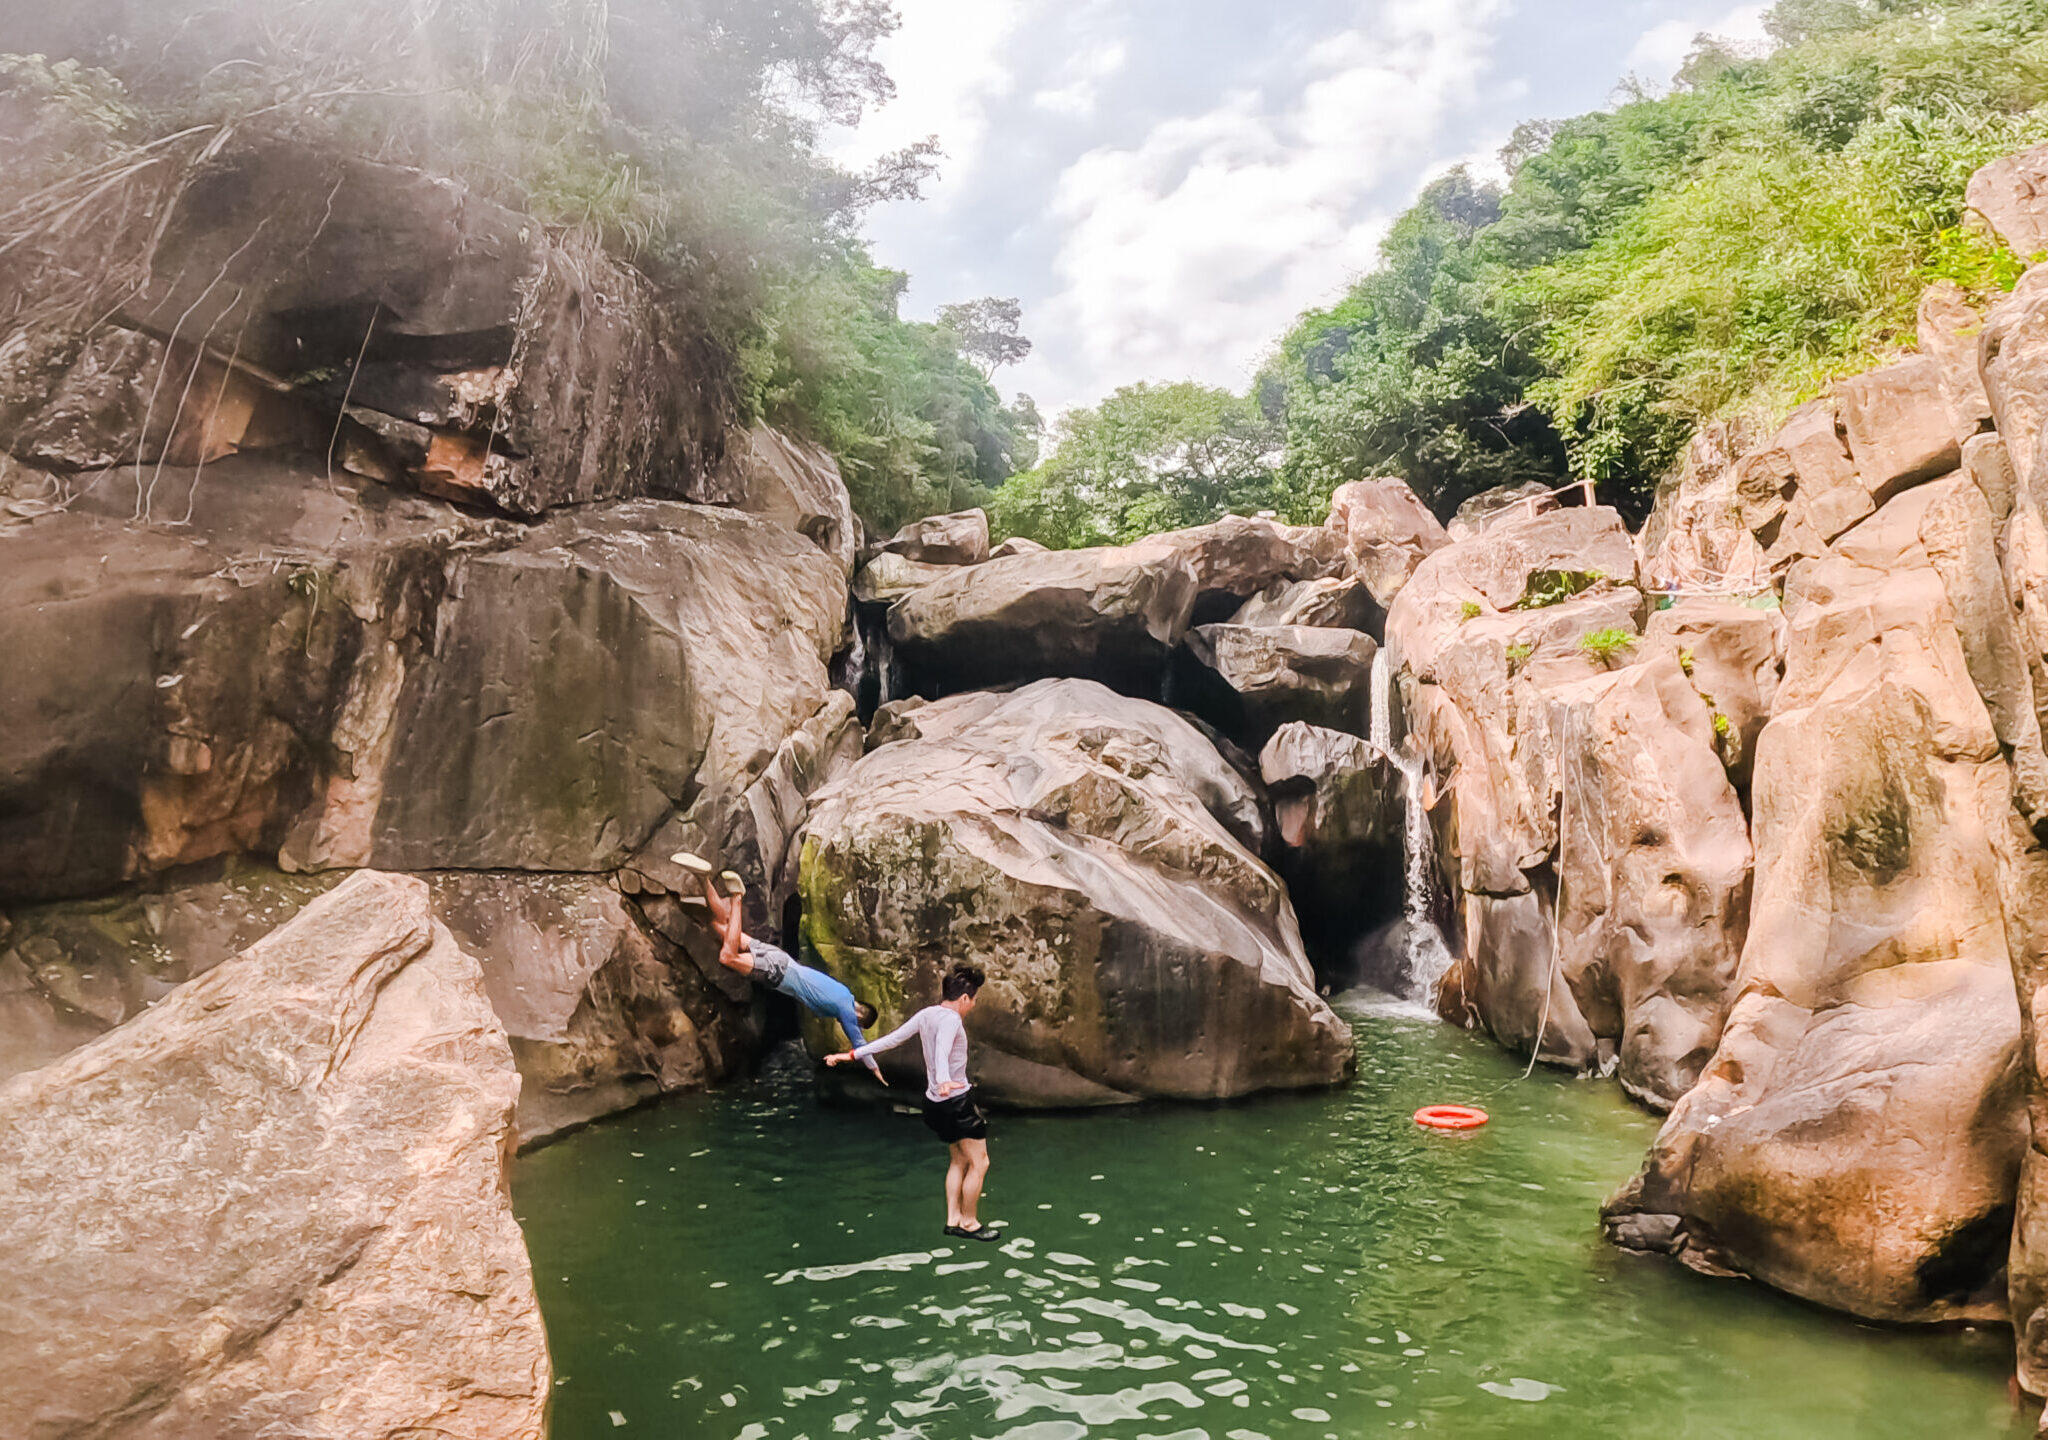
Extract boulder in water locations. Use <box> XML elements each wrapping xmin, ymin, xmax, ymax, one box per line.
<box><xmin>1604</xmin><ymin>477</ymin><xmax>2035</xmax><ymax>1321</ymax></box>
<box><xmin>0</xmin><ymin>871</ymin><xmax>550</xmax><ymax>1437</ymax></box>
<box><xmin>801</xmin><ymin>678</ymin><xmax>1354</xmax><ymax>1104</ymax></box>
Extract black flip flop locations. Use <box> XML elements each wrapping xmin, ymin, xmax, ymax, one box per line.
<box><xmin>944</xmin><ymin>1223</ymin><xmax>1003</xmax><ymax>1242</ymax></box>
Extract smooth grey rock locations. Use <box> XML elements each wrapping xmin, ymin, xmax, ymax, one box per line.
<box><xmin>879</xmin><ymin>507</ymin><xmax>990</xmax><ymax>565</ymax></box>
<box><xmin>1181</xmin><ymin>624</ymin><xmax>1379</xmax><ymax>743</ymax></box>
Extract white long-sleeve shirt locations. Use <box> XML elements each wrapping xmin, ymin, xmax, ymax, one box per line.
<box><xmin>852</xmin><ymin>1005</ymin><xmax>969</xmax><ymax>1103</ymax></box>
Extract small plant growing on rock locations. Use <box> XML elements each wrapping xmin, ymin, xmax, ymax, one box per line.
<box><xmin>1514</xmin><ymin>569</ymin><xmax>1605</xmax><ymax>610</ymax></box>
<box><xmin>1676</xmin><ymin>646</ymin><xmax>1695</xmax><ymax>677</ymax></box>
<box><xmin>1505</xmin><ymin>641</ymin><xmax>1533</xmax><ymax>675</ymax></box>
<box><xmin>1712</xmin><ymin>711</ymin><xmax>1732</xmax><ymax>739</ymax></box>
<box><xmin>1578</xmin><ymin>627</ymin><xmax>1635</xmax><ymax>666</ymax></box>
<box><xmin>1459</xmin><ymin>600</ymin><xmax>1482</xmax><ymax>621</ymax></box>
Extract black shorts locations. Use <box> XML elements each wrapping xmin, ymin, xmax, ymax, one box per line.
<box><xmin>922</xmin><ymin>1090</ymin><xmax>989</xmax><ymax>1144</ymax></box>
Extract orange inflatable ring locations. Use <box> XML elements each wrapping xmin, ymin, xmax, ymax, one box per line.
<box><xmin>1414</xmin><ymin>1104</ymin><xmax>1489</xmax><ymax>1131</ymax></box>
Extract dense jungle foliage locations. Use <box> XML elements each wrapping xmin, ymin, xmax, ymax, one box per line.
<box><xmin>995</xmin><ymin>0</ymin><xmax>2048</xmax><ymax>547</ymax></box>
<box><xmin>0</xmin><ymin>0</ymin><xmax>1035</xmax><ymax>530</ymax></box>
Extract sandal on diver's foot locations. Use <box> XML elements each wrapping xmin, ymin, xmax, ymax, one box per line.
<box><xmin>669</xmin><ymin>852</ymin><xmax>714</xmax><ymax>875</ymax></box>
<box><xmin>944</xmin><ymin>1223</ymin><xmax>1003</xmax><ymax>1242</ymax></box>
<box><xmin>718</xmin><ymin>869</ymin><xmax>746</xmax><ymax>897</ymax></box>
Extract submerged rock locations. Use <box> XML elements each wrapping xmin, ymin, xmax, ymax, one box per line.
<box><xmin>801</xmin><ymin>678</ymin><xmax>1354</xmax><ymax>1104</ymax></box>
<box><xmin>0</xmin><ymin>871</ymin><xmax>549</xmax><ymax>1437</ymax></box>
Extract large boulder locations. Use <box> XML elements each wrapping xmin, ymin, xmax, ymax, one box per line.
<box><xmin>887</xmin><ymin>516</ymin><xmax>1339</xmax><ymax>698</ymax></box>
<box><xmin>1641</xmin><ymin>599</ymin><xmax>1785</xmax><ymax>791</ymax></box>
<box><xmin>0</xmin><ymin>871</ymin><xmax>550</xmax><ymax>1437</ymax></box>
<box><xmin>0</xmin><ymin>863</ymin><xmax>771</xmax><ymax>1146</ymax></box>
<box><xmin>878</xmin><ymin>507</ymin><xmax>991</xmax><ymax>566</ymax></box>
<box><xmin>800</xmin><ymin>679</ymin><xmax>1355</xmax><ymax>1104</ymax></box>
<box><xmin>1835</xmin><ymin>355</ymin><xmax>1963</xmax><ymax>501</ymax></box>
<box><xmin>1967</xmin><ymin>142</ymin><xmax>2048</xmax><ymax>262</ymax></box>
<box><xmin>1178</xmin><ymin>624</ymin><xmax>1378</xmax><ymax>745</ymax></box>
<box><xmin>1258</xmin><ymin>723</ymin><xmax>1402</xmax><ymax>965</ymax></box>
<box><xmin>1324</xmin><ymin>477</ymin><xmax>1449</xmax><ymax>602</ymax></box>
<box><xmin>2</xmin><ymin>144</ymin><xmax>735</xmax><ymax>518</ymax></box>
<box><xmin>1604</xmin><ymin>477</ymin><xmax>2037</xmax><ymax>1322</ymax></box>
<box><xmin>707</xmin><ymin>424</ymin><xmax>859</xmax><ymax>581</ymax></box>
<box><xmin>0</xmin><ymin>456</ymin><xmax>846</xmax><ymax>899</ymax></box>
<box><xmin>1384</xmin><ymin>504</ymin><xmax>1642</xmax><ymax>687</ymax></box>
<box><xmin>1231</xmin><ymin>573</ymin><xmax>1384</xmax><ymax>633</ymax></box>
<box><xmin>1541</xmin><ymin>655</ymin><xmax>1754</xmax><ymax>1107</ymax></box>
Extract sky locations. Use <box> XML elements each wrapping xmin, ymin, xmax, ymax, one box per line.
<box><xmin>825</xmin><ymin>0</ymin><xmax>1772</xmax><ymax>421</ymax></box>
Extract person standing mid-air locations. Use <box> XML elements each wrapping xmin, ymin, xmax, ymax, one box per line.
<box><xmin>671</xmin><ymin>852</ymin><xmax>883</xmax><ymax>1081</ymax></box>
<box><xmin>826</xmin><ymin>964</ymin><xmax>997</xmax><ymax>1242</ymax></box>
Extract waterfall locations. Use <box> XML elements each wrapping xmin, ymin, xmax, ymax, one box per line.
<box><xmin>1368</xmin><ymin>654</ymin><xmax>1454</xmax><ymax>1004</ymax></box>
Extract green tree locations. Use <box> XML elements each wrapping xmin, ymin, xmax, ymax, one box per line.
<box><xmin>991</xmin><ymin>381</ymin><xmax>1281</xmax><ymax>547</ymax></box>
<box><xmin>935</xmin><ymin>297</ymin><xmax>1033</xmax><ymax>380</ymax></box>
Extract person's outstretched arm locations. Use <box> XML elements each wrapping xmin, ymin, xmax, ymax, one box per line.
<box><xmin>833</xmin><ymin>1000</ymin><xmax>886</xmax><ymax>1081</ymax></box>
<box><xmin>826</xmin><ymin>1009</ymin><xmax>925</xmax><ymax>1066</ymax></box>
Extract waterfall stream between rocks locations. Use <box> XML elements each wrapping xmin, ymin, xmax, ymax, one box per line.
<box><xmin>1368</xmin><ymin>656</ymin><xmax>1455</xmax><ymax>1005</ymax></box>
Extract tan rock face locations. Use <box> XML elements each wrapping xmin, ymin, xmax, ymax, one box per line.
<box><xmin>710</xmin><ymin>424</ymin><xmax>859</xmax><ymax>582</ymax></box>
<box><xmin>1231</xmin><ymin>573</ymin><xmax>1385</xmax><ymax>633</ymax></box>
<box><xmin>801</xmin><ymin>679</ymin><xmax>1354</xmax><ymax>1104</ymax></box>
<box><xmin>1324</xmin><ymin>477</ymin><xmax>1450</xmax><ymax>603</ymax></box>
<box><xmin>1642</xmin><ymin>599</ymin><xmax>1785</xmax><ymax>791</ymax></box>
<box><xmin>1543</xmin><ymin>656</ymin><xmax>1753</xmax><ymax>1107</ymax></box>
<box><xmin>853</xmin><ymin>550</ymin><xmax>962</xmax><ymax>604</ymax></box>
<box><xmin>1967</xmin><ymin>142</ymin><xmax>2048</xmax><ymax>262</ymax></box>
<box><xmin>1258</xmin><ymin>723</ymin><xmax>1402</xmax><ymax>961</ymax></box>
<box><xmin>0</xmin><ymin>871</ymin><xmax>550</xmax><ymax>1438</ymax></box>
<box><xmin>1835</xmin><ymin>355</ymin><xmax>1964</xmax><ymax>500</ymax></box>
<box><xmin>1604</xmin><ymin>477</ymin><xmax>2033</xmax><ymax>1322</ymax></box>
<box><xmin>1918</xmin><ymin>279</ymin><xmax>1996</xmax><ymax>443</ymax></box>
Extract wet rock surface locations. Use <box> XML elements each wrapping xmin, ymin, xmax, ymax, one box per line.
<box><xmin>0</xmin><ymin>872</ymin><xmax>550</xmax><ymax>1438</ymax></box>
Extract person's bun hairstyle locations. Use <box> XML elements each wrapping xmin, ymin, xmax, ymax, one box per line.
<box><xmin>942</xmin><ymin>964</ymin><xmax>987</xmax><ymax>1001</ymax></box>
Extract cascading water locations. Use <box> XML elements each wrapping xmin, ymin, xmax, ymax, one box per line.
<box><xmin>1369</xmin><ymin>655</ymin><xmax>1455</xmax><ymax>1003</ymax></box>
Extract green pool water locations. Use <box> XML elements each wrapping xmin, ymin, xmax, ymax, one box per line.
<box><xmin>513</xmin><ymin>994</ymin><xmax>2030</xmax><ymax>1439</ymax></box>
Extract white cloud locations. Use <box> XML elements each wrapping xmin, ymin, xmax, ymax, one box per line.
<box><xmin>825</xmin><ymin>0</ymin><xmax>1026</xmax><ymax>191</ymax></box>
<box><xmin>1022</xmin><ymin>0</ymin><xmax>1507</xmax><ymax>414</ymax></box>
<box><xmin>1032</xmin><ymin>38</ymin><xmax>1130</xmax><ymax>118</ymax></box>
<box><xmin>1621</xmin><ymin>3</ymin><xmax>1770</xmax><ymax>88</ymax></box>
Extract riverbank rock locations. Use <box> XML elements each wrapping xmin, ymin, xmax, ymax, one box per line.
<box><xmin>887</xmin><ymin>516</ymin><xmax>1340</xmax><ymax>698</ymax></box>
<box><xmin>0</xmin><ymin>862</ymin><xmax>771</xmax><ymax>1145</ymax></box>
<box><xmin>1543</xmin><ymin>655</ymin><xmax>1754</xmax><ymax>1108</ymax></box>
<box><xmin>801</xmin><ymin>679</ymin><xmax>1354</xmax><ymax>1104</ymax></box>
<box><xmin>1604</xmin><ymin>477</ymin><xmax>2035</xmax><ymax>1321</ymax></box>
<box><xmin>0</xmin><ymin>871</ymin><xmax>549</xmax><ymax>1438</ymax></box>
